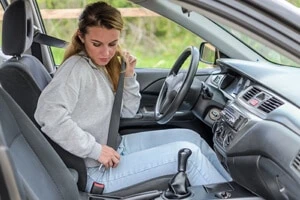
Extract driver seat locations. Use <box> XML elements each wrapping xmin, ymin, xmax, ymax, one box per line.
<box><xmin>0</xmin><ymin>86</ymin><xmax>81</xmax><ymax>199</ymax></box>
<box><xmin>0</xmin><ymin>0</ymin><xmax>87</xmax><ymax>191</ymax></box>
<box><xmin>0</xmin><ymin>0</ymin><xmax>171</xmax><ymax>196</ymax></box>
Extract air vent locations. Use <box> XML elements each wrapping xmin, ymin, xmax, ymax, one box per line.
<box><xmin>292</xmin><ymin>151</ymin><xmax>300</xmax><ymax>173</ymax></box>
<box><xmin>242</xmin><ymin>87</ymin><xmax>261</xmax><ymax>101</ymax></box>
<box><xmin>258</xmin><ymin>97</ymin><xmax>284</xmax><ymax>113</ymax></box>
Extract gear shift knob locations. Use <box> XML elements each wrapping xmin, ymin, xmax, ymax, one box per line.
<box><xmin>178</xmin><ymin>148</ymin><xmax>192</xmax><ymax>172</ymax></box>
<box><xmin>163</xmin><ymin>148</ymin><xmax>192</xmax><ymax>199</ymax></box>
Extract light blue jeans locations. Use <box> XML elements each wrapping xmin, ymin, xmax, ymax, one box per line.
<box><xmin>86</xmin><ymin>128</ymin><xmax>231</xmax><ymax>193</ymax></box>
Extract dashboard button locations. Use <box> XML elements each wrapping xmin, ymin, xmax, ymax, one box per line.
<box><xmin>249</xmin><ymin>98</ymin><xmax>259</xmax><ymax>106</ymax></box>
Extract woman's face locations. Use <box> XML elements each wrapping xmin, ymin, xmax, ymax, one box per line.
<box><xmin>79</xmin><ymin>26</ymin><xmax>120</xmax><ymax>66</ymax></box>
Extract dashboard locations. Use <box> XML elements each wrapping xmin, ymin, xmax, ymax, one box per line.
<box><xmin>211</xmin><ymin>74</ymin><xmax>252</xmax><ymax>99</ymax></box>
<box><xmin>193</xmin><ymin>58</ymin><xmax>300</xmax><ymax>199</ymax></box>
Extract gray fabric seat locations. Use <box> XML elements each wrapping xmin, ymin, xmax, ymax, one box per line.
<box><xmin>0</xmin><ymin>85</ymin><xmax>171</xmax><ymax>199</ymax></box>
<box><xmin>0</xmin><ymin>0</ymin><xmax>171</xmax><ymax>197</ymax></box>
<box><xmin>0</xmin><ymin>0</ymin><xmax>88</xmax><ymax>191</ymax></box>
<box><xmin>0</xmin><ymin>86</ymin><xmax>81</xmax><ymax>199</ymax></box>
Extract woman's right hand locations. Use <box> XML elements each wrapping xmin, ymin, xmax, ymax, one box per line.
<box><xmin>122</xmin><ymin>50</ymin><xmax>136</xmax><ymax>77</ymax></box>
<box><xmin>98</xmin><ymin>145</ymin><xmax>120</xmax><ymax>168</ymax></box>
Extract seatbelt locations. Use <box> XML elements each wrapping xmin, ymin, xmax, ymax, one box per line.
<box><xmin>32</xmin><ymin>29</ymin><xmax>68</xmax><ymax>73</ymax></box>
<box><xmin>33</xmin><ymin>31</ymin><xmax>68</xmax><ymax>48</ymax></box>
<box><xmin>107</xmin><ymin>58</ymin><xmax>126</xmax><ymax>150</ymax></box>
<box><xmin>31</xmin><ymin>41</ymin><xmax>43</xmax><ymax>63</ymax></box>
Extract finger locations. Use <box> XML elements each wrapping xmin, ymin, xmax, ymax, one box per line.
<box><xmin>112</xmin><ymin>156</ymin><xmax>120</xmax><ymax>165</ymax></box>
<box><xmin>123</xmin><ymin>51</ymin><xmax>129</xmax><ymax>58</ymax></box>
<box><xmin>103</xmin><ymin>162</ymin><xmax>110</xmax><ymax>168</ymax></box>
<box><xmin>114</xmin><ymin>152</ymin><xmax>121</xmax><ymax>159</ymax></box>
<box><xmin>126</xmin><ymin>55</ymin><xmax>132</xmax><ymax>62</ymax></box>
<box><xmin>104</xmin><ymin>162</ymin><xmax>110</xmax><ymax>169</ymax></box>
<box><xmin>112</xmin><ymin>162</ymin><xmax>119</xmax><ymax>168</ymax></box>
<box><xmin>112</xmin><ymin>157</ymin><xmax>120</xmax><ymax>168</ymax></box>
<box><xmin>129</xmin><ymin>56</ymin><xmax>136</xmax><ymax>64</ymax></box>
<box><xmin>109</xmin><ymin>160</ymin><xmax>114</xmax><ymax>168</ymax></box>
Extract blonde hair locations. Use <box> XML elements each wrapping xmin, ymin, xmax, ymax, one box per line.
<box><xmin>63</xmin><ymin>1</ymin><xmax>124</xmax><ymax>91</ymax></box>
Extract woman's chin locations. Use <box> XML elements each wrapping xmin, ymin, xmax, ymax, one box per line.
<box><xmin>98</xmin><ymin>61</ymin><xmax>109</xmax><ymax>66</ymax></box>
<box><xmin>93</xmin><ymin>60</ymin><xmax>109</xmax><ymax>67</ymax></box>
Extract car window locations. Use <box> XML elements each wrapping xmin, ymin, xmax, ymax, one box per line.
<box><xmin>219</xmin><ymin>0</ymin><xmax>299</xmax><ymax>68</ymax></box>
<box><xmin>222</xmin><ymin>25</ymin><xmax>300</xmax><ymax>68</ymax></box>
<box><xmin>288</xmin><ymin>0</ymin><xmax>300</xmax><ymax>7</ymax></box>
<box><xmin>36</xmin><ymin>0</ymin><xmax>210</xmax><ymax>69</ymax></box>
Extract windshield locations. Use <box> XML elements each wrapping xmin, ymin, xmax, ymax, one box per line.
<box><xmin>220</xmin><ymin>0</ymin><xmax>299</xmax><ymax>67</ymax></box>
<box><xmin>222</xmin><ymin>25</ymin><xmax>300</xmax><ymax>67</ymax></box>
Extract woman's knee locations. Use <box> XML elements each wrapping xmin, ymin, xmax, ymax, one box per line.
<box><xmin>173</xmin><ymin>141</ymin><xmax>210</xmax><ymax>162</ymax></box>
<box><xmin>170</xmin><ymin>141</ymin><xmax>201</xmax><ymax>155</ymax></box>
<box><xmin>179</xmin><ymin>128</ymin><xmax>200</xmax><ymax>137</ymax></box>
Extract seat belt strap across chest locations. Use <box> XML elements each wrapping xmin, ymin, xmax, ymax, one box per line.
<box><xmin>107</xmin><ymin>58</ymin><xmax>126</xmax><ymax>150</ymax></box>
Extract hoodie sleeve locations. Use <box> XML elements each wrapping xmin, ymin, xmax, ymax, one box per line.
<box><xmin>121</xmin><ymin>73</ymin><xmax>141</xmax><ymax>118</ymax></box>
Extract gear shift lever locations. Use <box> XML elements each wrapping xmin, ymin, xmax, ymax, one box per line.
<box><xmin>164</xmin><ymin>148</ymin><xmax>192</xmax><ymax>199</ymax></box>
<box><xmin>178</xmin><ymin>148</ymin><xmax>192</xmax><ymax>172</ymax></box>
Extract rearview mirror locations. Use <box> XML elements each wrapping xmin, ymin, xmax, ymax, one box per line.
<box><xmin>199</xmin><ymin>42</ymin><xmax>219</xmax><ymax>64</ymax></box>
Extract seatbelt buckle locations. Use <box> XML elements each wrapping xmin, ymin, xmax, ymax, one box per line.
<box><xmin>90</xmin><ymin>182</ymin><xmax>105</xmax><ymax>194</ymax></box>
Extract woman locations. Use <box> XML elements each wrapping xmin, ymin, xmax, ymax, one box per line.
<box><xmin>35</xmin><ymin>1</ymin><xmax>231</xmax><ymax>193</ymax></box>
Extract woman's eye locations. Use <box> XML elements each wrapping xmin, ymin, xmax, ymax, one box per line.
<box><xmin>93</xmin><ymin>43</ymin><xmax>101</xmax><ymax>47</ymax></box>
<box><xmin>109</xmin><ymin>43</ymin><xmax>117</xmax><ymax>47</ymax></box>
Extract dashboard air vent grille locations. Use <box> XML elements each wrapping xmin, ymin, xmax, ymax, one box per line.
<box><xmin>292</xmin><ymin>151</ymin><xmax>300</xmax><ymax>173</ymax></box>
<box><xmin>242</xmin><ymin>87</ymin><xmax>261</xmax><ymax>101</ymax></box>
<box><xmin>258</xmin><ymin>97</ymin><xmax>284</xmax><ymax>113</ymax></box>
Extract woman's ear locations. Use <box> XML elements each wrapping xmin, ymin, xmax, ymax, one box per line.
<box><xmin>77</xmin><ymin>30</ymin><xmax>84</xmax><ymax>43</ymax></box>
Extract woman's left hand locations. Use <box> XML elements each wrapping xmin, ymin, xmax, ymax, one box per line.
<box><xmin>123</xmin><ymin>51</ymin><xmax>136</xmax><ymax>77</ymax></box>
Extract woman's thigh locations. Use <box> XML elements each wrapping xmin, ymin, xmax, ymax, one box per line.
<box><xmin>87</xmin><ymin>141</ymin><xmax>227</xmax><ymax>193</ymax></box>
<box><xmin>120</xmin><ymin>128</ymin><xmax>205</xmax><ymax>154</ymax></box>
<box><xmin>119</xmin><ymin>128</ymin><xmax>231</xmax><ymax>181</ymax></box>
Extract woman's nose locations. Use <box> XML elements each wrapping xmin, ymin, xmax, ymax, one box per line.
<box><xmin>100</xmin><ymin>45</ymin><xmax>110</xmax><ymax>57</ymax></box>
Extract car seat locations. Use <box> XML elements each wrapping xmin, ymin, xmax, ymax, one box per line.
<box><xmin>0</xmin><ymin>0</ymin><xmax>88</xmax><ymax>191</ymax></box>
<box><xmin>0</xmin><ymin>86</ymin><xmax>82</xmax><ymax>199</ymax></box>
<box><xmin>0</xmin><ymin>0</ymin><xmax>171</xmax><ymax>196</ymax></box>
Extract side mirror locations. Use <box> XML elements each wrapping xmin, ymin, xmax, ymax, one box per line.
<box><xmin>199</xmin><ymin>42</ymin><xmax>219</xmax><ymax>65</ymax></box>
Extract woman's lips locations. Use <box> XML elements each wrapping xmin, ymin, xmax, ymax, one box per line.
<box><xmin>99</xmin><ymin>58</ymin><xmax>109</xmax><ymax>63</ymax></box>
<box><xmin>99</xmin><ymin>58</ymin><xmax>108</xmax><ymax>62</ymax></box>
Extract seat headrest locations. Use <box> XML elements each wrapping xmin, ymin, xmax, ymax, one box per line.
<box><xmin>2</xmin><ymin>0</ymin><xmax>34</xmax><ymax>56</ymax></box>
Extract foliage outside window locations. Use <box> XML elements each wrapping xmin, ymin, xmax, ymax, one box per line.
<box><xmin>222</xmin><ymin>26</ymin><xmax>299</xmax><ymax>67</ymax></box>
<box><xmin>37</xmin><ymin>0</ymin><xmax>204</xmax><ymax>69</ymax></box>
<box><xmin>221</xmin><ymin>0</ymin><xmax>300</xmax><ymax>68</ymax></box>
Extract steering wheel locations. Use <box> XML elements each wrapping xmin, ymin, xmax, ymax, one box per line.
<box><xmin>154</xmin><ymin>46</ymin><xmax>199</xmax><ymax>124</ymax></box>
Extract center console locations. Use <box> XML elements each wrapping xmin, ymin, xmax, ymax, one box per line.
<box><xmin>212</xmin><ymin>102</ymin><xmax>248</xmax><ymax>150</ymax></box>
<box><xmin>156</xmin><ymin>182</ymin><xmax>263</xmax><ymax>200</ymax></box>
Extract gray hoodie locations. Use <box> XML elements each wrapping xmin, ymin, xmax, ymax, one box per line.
<box><xmin>35</xmin><ymin>53</ymin><xmax>141</xmax><ymax>167</ymax></box>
